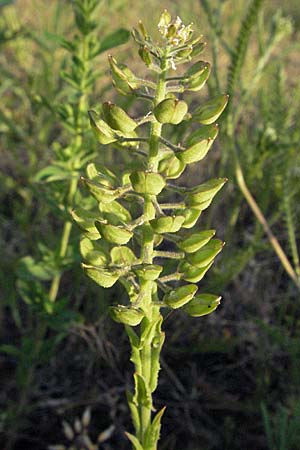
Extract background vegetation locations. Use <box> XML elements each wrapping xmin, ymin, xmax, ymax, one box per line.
<box><xmin>1</xmin><ymin>0</ymin><xmax>300</xmax><ymax>449</ymax></box>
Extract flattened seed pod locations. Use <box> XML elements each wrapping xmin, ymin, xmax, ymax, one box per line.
<box><xmin>182</xmin><ymin>61</ymin><xmax>211</xmax><ymax>91</ymax></box>
<box><xmin>183</xmin><ymin>293</ymin><xmax>221</xmax><ymax>317</ymax></box>
<box><xmin>187</xmin><ymin>239</ymin><xmax>223</xmax><ymax>268</ymax></box>
<box><xmin>178</xmin><ymin>260</ymin><xmax>214</xmax><ymax>283</ymax></box>
<box><xmin>192</xmin><ymin>94</ymin><xmax>229</xmax><ymax>124</ymax></box>
<box><xmin>163</xmin><ymin>284</ymin><xmax>198</xmax><ymax>309</ymax></box>
<box><xmin>154</xmin><ymin>98</ymin><xmax>188</xmax><ymax>124</ymax></box>
<box><xmin>187</xmin><ymin>178</ymin><xmax>227</xmax><ymax>206</ymax></box>
<box><xmin>130</xmin><ymin>171</ymin><xmax>166</xmax><ymax>195</ymax></box>
<box><xmin>176</xmin><ymin>208</ymin><xmax>202</xmax><ymax>229</ymax></box>
<box><xmin>134</xmin><ymin>264</ymin><xmax>163</xmax><ymax>281</ymax></box>
<box><xmin>177</xmin><ymin>229</ymin><xmax>216</xmax><ymax>253</ymax></box>
<box><xmin>102</xmin><ymin>101</ymin><xmax>137</xmax><ymax>133</ymax></box>
<box><xmin>95</xmin><ymin>221</ymin><xmax>133</xmax><ymax>245</ymax></box>
<box><xmin>110</xmin><ymin>305</ymin><xmax>144</xmax><ymax>326</ymax></box>
<box><xmin>150</xmin><ymin>215</ymin><xmax>185</xmax><ymax>233</ymax></box>
<box><xmin>88</xmin><ymin>110</ymin><xmax>117</xmax><ymax>144</ymax></box>
<box><xmin>82</xmin><ymin>264</ymin><xmax>120</xmax><ymax>288</ymax></box>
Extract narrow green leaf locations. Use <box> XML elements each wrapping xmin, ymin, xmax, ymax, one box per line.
<box><xmin>96</xmin><ymin>28</ymin><xmax>130</xmax><ymax>54</ymax></box>
<box><xmin>125</xmin><ymin>432</ymin><xmax>144</xmax><ymax>450</ymax></box>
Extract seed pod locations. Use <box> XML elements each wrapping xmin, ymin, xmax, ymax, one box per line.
<box><xmin>158</xmin><ymin>151</ymin><xmax>186</xmax><ymax>179</ymax></box>
<box><xmin>153</xmin><ymin>98</ymin><xmax>188</xmax><ymax>125</ymax></box>
<box><xmin>183</xmin><ymin>293</ymin><xmax>221</xmax><ymax>317</ymax></box>
<box><xmin>150</xmin><ymin>215</ymin><xmax>185</xmax><ymax>233</ymax></box>
<box><xmin>130</xmin><ymin>171</ymin><xmax>166</xmax><ymax>195</ymax></box>
<box><xmin>186</xmin><ymin>124</ymin><xmax>219</xmax><ymax>147</ymax></box>
<box><xmin>190</xmin><ymin>41</ymin><xmax>206</xmax><ymax>58</ymax></box>
<box><xmin>102</xmin><ymin>101</ymin><xmax>137</xmax><ymax>133</ymax></box>
<box><xmin>81</xmin><ymin>177</ymin><xmax>118</xmax><ymax>203</ymax></box>
<box><xmin>71</xmin><ymin>208</ymin><xmax>101</xmax><ymax>240</ymax></box>
<box><xmin>178</xmin><ymin>260</ymin><xmax>214</xmax><ymax>283</ymax></box>
<box><xmin>177</xmin><ymin>208</ymin><xmax>202</xmax><ymax>229</ymax></box>
<box><xmin>86</xmin><ymin>162</ymin><xmax>117</xmax><ymax>187</ymax></box>
<box><xmin>88</xmin><ymin>110</ymin><xmax>117</xmax><ymax>144</ymax></box>
<box><xmin>187</xmin><ymin>239</ymin><xmax>223</xmax><ymax>268</ymax></box>
<box><xmin>139</xmin><ymin>45</ymin><xmax>152</xmax><ymax>67</ymax></box>
<box><xmin>163</xmin><ymin>284</ymin><xmax>198</xmax><ymax>309</ymax></box>
<box><xmin>99</xmin><ymin>200</ymin><xmax>132</xmax><ymax>225</ymax></box>
<box><xmin>182</xmin><ymin>61</ymin><xmax>211</xmax><ymax>91</ymax></box>
<box><xmin>187</xmin><ymin>178</ymin><xmax>227</xmax><ymax>207</ymax></box>
<box><xmin>110</xmin><ymin>305</ymin><xmax>144</xmax><ymax>326</ymax></box>
<box><xmin>177</xmin><ymin>138</ymin><xmax>214</xmax><ymax>164</ymax></box>
<box><xmin>82</xmin><ymin>264</ymin><xmax>120</xmax><ymax>288</ymax></box>
<box><xmin>80</xmin><ymin>237</ymin><xmax>109</xmax><ymax>266</ymax></box>
<box><xmin>192</xmin><ymin>94</ymin><xmax>229</xmax><ymax>124</ymax></box>
<box><xmin>110</xmin><ymin>246</ymin><xmax>137</xmax><ymax>265</ymax></box>
<box><xmin>177</xmin><ymin>229</ymin><xmax>216</xmax><ymax>253</ymax></box>
<box><xmin>176</xmin><ymin>46</ymin><xmax>193</xmax><ymax>58</ymax></box>
<box><xmin>134</xmin><ymin>264</ymin><xmax>163</xmax><ymax>281</ymax></box>
<box><xmin>95</xmin><ymin>221</ymin><xmax>133</xmax><ymax>245</ymax></box>
<box><xmin>108</xmin><ymin>55</ymin><xmax>140</xmax><ymax>95</ymax></box>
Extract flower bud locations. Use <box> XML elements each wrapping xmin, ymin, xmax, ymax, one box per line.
<box><xmin>177</xmin><ymin>229</ymin><xmax>216</xmax><ymax>253</ymax></box>
<box><xmin>183</xmin><ymin>61</ymin><xmax>211</xmax><ymax>91</ymax></box>
<box><xmin>150</xmin><ymin>215</ymin><xmax>185</xmax><ymax>233</ymax></box>
<box><xmin>95</xmin><ymin>221</ymin><xmax>133</xmax><ymax>245</ymax></box>
<box><xmin>102</xmin><ymin>101</ymin><xmax>137</xmax><ymax>133</ymax></box>
<box><xmin>82</xmin><ymin>264</ymin><xmax>120</xmax><ymax>288</ymax></box>
<box><xmin>130</xmin><ymin>171</ymin><xmax>166</xmax><ymax>195</ymax></box>
<box><xmin>183</xmin><ymin>293</ymin><xmax>221</xmax><ymax>317</ymax></box>
<box><xmin>110</xmin><ymin>305</ymin><xmax>144</xmax><ymax>326</ymax></box>
<box><xmin>163</xmin><ymin>284</ymin><xmax>198</xmax><ymax>309</ymax></box>
<box><xmin>178</xmin><ymin>260</ymin><xmax>214</xmax><ymax>283</ymax></box>
<box><xmin>153</xmin><ymin>98</ymin><xmax>188</xmax><ymax>125</ymax></box>
<box><xmin>192</xmin><ymin>94</ymin><xmax>229</xmax><ymax>124</ymax></box>
<box><xmin>88</xmin><ymin>110</ymin><xmax>117</xmax><ymax>144</ymax></box>
<box><xmin>187</xmin><ymin>239</ymin><xmax>223</xmax><ymax>268</ymax></box>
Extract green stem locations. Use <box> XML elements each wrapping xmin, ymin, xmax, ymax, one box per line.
<box><xmin>130</xmin><ymin>54</ymin><xmax>168</xmax><ymax>450</ymax></box>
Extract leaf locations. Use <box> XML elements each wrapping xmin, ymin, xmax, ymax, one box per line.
<box><xmin>133</xmin><ymin>373</ymin><xmax>151</xmax><ymax>408</ymax></box>
<box><xmin>95</xmin><ymin>28</ymin><xmax>130</xmax><ymax>55</ymax></box>
<box><xmin>34</xmin><ymin>165</ymin><xmax>75</xmax><ymax>183</ymax></box>
<box><xmin>125</xmin><ymin>432</ymin><xmax>144</xmax><ymax>450</ymax></box>
<box><xmin>145</xmin><ymin>407</ymin><xmax>166</xmax><ymax>449</ymax></box>
<box><xmin>0</xmin><ymin>344</ymin><xmax>20</xmax><ymax>357</ymax></box>
<box><xmin>17</xmin><ymin>256</ymin><xmax>57</xmax><ymax>281</ymax></box>
<box><xmin>127</xmin><ymin>391</ymin><xmax>140</xmax><ymax>435</ymax></box>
